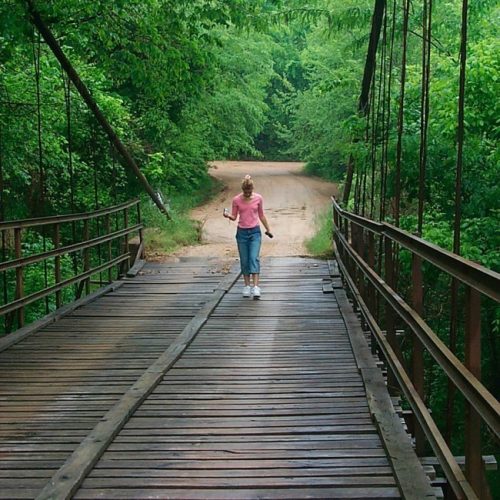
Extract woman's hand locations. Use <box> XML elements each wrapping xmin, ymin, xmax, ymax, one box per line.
<box><xmin>223</xmin><ymin>208</ymin><xmax>234</xmax><ymax>220</ymax></box>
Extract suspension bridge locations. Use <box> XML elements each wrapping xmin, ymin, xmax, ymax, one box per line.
<box><xmin>1</xmin><ymin>1</ymin><xmax>499</xmax><ymax>499</ymax></box>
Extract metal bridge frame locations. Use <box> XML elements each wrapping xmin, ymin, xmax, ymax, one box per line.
<box><xmin>0</xmin><ymin>199</ymin><xmax>143</xmax><ymax>333</ymax></box>
<box><xmin>332</xmin><ymin>197</ymin><xmax>500</xmax><ymax>499</ymax></box>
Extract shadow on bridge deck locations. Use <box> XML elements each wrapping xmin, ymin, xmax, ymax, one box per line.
<box><xmin>0</xmin><ymin>257</ymin><xmax>435</xmax><ymax>499</ymax></box>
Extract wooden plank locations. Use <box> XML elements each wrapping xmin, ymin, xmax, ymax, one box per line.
<box><xmin>421</xmin><ymin>455</ymin><xmax>497</xmax><ymax>471</ymax></box>
<box><xmin>80</xmin><ymin>476</ymin><xmax>397</xmax><ymax>488</ymax></box>
<box><xmin>0</xmin><ymin>256</ymin><xmax>434</xmax><ymax>498</ymax></box>
<box><xmin>333</xmin><ymin>285</ymin><xmax>436</xmax><ymax>499</ymax></box>
<box><xmin>35</xmin><ymin>263</ymin><xmax>241</xmax><ymax>500</ymax></box>
<box><xmin>328</xmin><ymin>259</ymin><xmax>340</xmax><ymax>276</ymax></box>
<box><xmin>70</xmin><ymin>257</ymin><xmax>401</xmax><ymax>498</ymax></box>
<box><xmin>72</xmin><ymin>487</ymin><xmax>401</xmax><ymax>499</ymax></box>
<box><xmin>0</xmin><ymin>281</ymin><xmax>125</xmax><ymax>353</ymax></box>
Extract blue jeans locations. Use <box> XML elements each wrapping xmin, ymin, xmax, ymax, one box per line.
<box><xmin>236</xmin><ymin>226</ymin><xmax>261</xmax><ymax>275</ymax></box>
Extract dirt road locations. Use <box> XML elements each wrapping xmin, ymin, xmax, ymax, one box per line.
<box><xmin>169</xmin><ymin>161</ymin><xmax>339</xmax><ymax>259</ymax></box>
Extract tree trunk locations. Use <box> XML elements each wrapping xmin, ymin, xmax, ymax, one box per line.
<box><xmin>343</xmin><ymin>0</ymin><xmax>386</xmax><ymax>206</ymax></box>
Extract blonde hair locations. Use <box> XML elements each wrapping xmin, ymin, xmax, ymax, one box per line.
<box><xmin>241</xmin><ymin>174</ymin><xmax>254</xmax><ymax>191</ymax></box>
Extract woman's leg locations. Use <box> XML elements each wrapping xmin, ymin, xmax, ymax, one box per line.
<box><xmin>236</xmin><ymin>229</ymin><xmax>251</xmax><ymax>285</ymax></box>
<box><xmin>248</xmin><ymin>231</ymin><xmax>261</xmax><ymax>286</ymax></box>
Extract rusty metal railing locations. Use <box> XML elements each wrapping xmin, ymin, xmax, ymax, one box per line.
<box><xmin>332</xmin><ymin>197</ymin><xmax>499</xmax><ymax>499</ymax></box>
<box><xmin>0</xmin><ymin>199</ymin><xmax>143</xmax><ymax>333</ymax></box>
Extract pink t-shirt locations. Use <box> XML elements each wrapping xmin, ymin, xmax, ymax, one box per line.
<box><xmin>232</xmin><ymin>193</ymin><xmax>264</xmax><ymax>228</ymax></box>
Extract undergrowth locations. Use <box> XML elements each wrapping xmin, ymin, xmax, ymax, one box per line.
<box><xmin>305</xmin><ymin>209</ymin><xmax>334</xmax><ymax>258</ymax></box>
<box><xmin>141</xmin><ymin>177</ymin><xmax>223</xmax><ymax>255</ymax></box>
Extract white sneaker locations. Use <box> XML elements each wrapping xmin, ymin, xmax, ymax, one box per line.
<box><xmin>242</xmin><ymin>285</ymin><xmax>252</xmax><ymax>297</ymax></box>
<box><xmin>251</xmin><ymin>286</ymin><xmax>261</xmax><ymax>299</ymax></box>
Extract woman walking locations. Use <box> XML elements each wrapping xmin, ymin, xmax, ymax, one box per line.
<box><xmin>223</xmin><ymin>175</ymin><xmax>272</xmax><ymax>298</ymax></box>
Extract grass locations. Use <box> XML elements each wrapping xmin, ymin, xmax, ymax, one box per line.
<box><xmin>141</xmin><ymin>177</ymin><xmax>223</xmax><ymax>255</ymax></box>
<box><xmin>305</xmin><ymin>209</ymin><xmax>334</xmax><ymax>258</ymax></box>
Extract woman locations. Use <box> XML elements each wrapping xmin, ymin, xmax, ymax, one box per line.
<box><xmin>223</xmin><ymin>175</ymin><xmax>272</xmax><ymax>298</ymax></box>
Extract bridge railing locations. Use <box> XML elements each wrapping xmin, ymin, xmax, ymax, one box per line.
<box><xmin>0</xmin><ymin>199</ymin><xmax>143</xmax><ymax>334</ymax></box>
<box><xmin>332</xmin><ymin>197</ymin><xmax>499</xmax><ymax>499</ymax></box>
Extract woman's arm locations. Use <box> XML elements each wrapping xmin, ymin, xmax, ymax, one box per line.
<box><xmin>258</xmin><ymin>196</ymin><xmax>271</xmax><ymax>233</ymax></box>
<box><xmin>223</xmin><ymin>198</ymin><xmax>238</xmax><ymax>221</ymax></box>
<box><xmin>259</xmin><ymin>214</ymin><xmax>271</xmax><ymax>234</ymax></box>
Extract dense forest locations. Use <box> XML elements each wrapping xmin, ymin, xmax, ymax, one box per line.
<box><xmin>1</xmin><ymin>0</ymin><xmax>498</xmax><ymax>491</ymax></box>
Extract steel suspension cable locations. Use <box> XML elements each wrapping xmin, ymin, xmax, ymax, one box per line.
<box><xmin>32</xmin><ymin>29</ymin><xmax>50</xmax><ymax>314</ymax></box>
<box><xmin>453</xmin><ymin>1</ymin><xmax>468</xmax><ymax>257</ymax></box>
<box><xmin>62</xmin><ymin>71</ymin><xmax>79</xmax><ymax>296</ymax></box>
<box><xmin>381</xmin><ymin>0</ymin><xmax>397</xmax><ymax>222</ymax></box>
<box><xmin>370</xmin><ymin>57</ymin><xmax>380</xmax><ymax>220</ymax></box>
<box><xmin>91</xmin><ymin>124</ymin><xmax>103</xmax><ymax>287</ymax></box>
<box><xmin>370</xmin><ymin>22</ymin><xmax>388</xmax><ymax>222</ymax></box>
<box><xmin>0</xmin><ymin>104</ymin><xmax>8</xmax><ymax>332</ymax></box>
<box><xmin>360</xmin><ymin>90</ymin><xmax>373</xmax><ymax>216</ymax></box>
<box><xmin>353</xmin><ymin>159</ymin><xmax>361</xmax><ymax>214</ymax></box>
<box><xmin>62</xmin><ymin>73</ymin><xmax>75</xmax><ymax>214</ymax></box>
<box><xmin>417</xmin><ymin>0</ymin><xmax>433</xmax><ymax>235</ymax></box>
<box><xmin>446</xmin><ymin>0</ymin><xmax>469</xmax><ymax>449</ymax></box>
<box><xmin>394</xmin><ymin>0</ymin><xmax>410</xmax><ymax>227</ymax></box>
<box><xmin>378</xmin><ymin>4</ymin><xmax>389</xmax><ymax>221</ymax></box>
<box><xmin>356</xmin><ymin>75</ymin><xmax>374</xmax><ymax>216</ymax></box>
<box><xmin>32</xmin><ymin>30</ymin><xmax>45</xmax><ymax>213</ymax></box>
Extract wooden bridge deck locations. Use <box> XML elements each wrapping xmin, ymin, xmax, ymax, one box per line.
<box><xmin>0</xmin><ymin>257</ymin><xmax>434</xmax><ymax>499</ymax></box>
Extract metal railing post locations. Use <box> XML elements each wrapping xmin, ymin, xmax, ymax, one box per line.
<box><xmin>83</xmin><ymin>219</ymin><xmax>90</xmax><ymax>295</ymax></box>
<box><xmin>54</xmin><ymin>223</ymin><xmax>62</xmax><ymax>308</ymax></box>
<box><xmin>384</xmin><ymin>235</ymin><xmax>397</xmax><ymax>392</ymax></box>
<box><xmin>123</xmin><ymin>207</ymin><xmax>129</xmax><ymax>272</ymax></box>
<box><xmin>411</xmin><ymin>253</ymin><xmax>426</xmax><ymax>455</ymax></box>
<box><xmin>464</xmin><ymin>286</ymin><xmax>482</xmax><ymax>497</ymax></box>
<box><xmin>14</xmin><ymin>228</ymin><xmax>24</xmax><ymax>327</ymax></box>
<box><xmin>136</xmin><ymin>202</ymin><xmax>144</xmax><ymax>258</ymax></box>
<box><xmin>367</xmin><ymin>230</ymin><xmax>377</xmax><ymax>353</ymax></box>
<box><xmin>105</xmin><ymin>214</ymin><xmax>112</xmax><ymax>283</ymax></box>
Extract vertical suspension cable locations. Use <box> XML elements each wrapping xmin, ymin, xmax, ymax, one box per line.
<box><xmin>361</xmin><ymin>86</ymin><xmax>373</xmax><ymax>217</ymax></box>
<box><xmin>62</xmin><ymin>71</ymin><xmax>79</xmax><ymax>297</ymax></box>
<box><xmin>33</xmin><ymin>30</ymin><xmax>45</xmax><ymax>213</ymax></box>
<box><xmin>370</xmin><ymin>50</ymin><xmax>382</xmax><ymax>220</ymax></box>
<box><xmin>394</xmin><ymin>0</ymin><xmax>410</xmax><ymax>226</ymax></box>
<box><xmin>446</xmin><ymin>0</ymin><xmax>469</xmax><ymax>448</ymax></box>
<box><xmin>381</xmin><ymin>0</ymin><xmax>397</xmax><ymax>221</ymax></box>
<box><xmin>0</xmin><ymin>105</ymin><xmax>8</xmax><ymax>332</ymax></box>
<box><xmin>354</xmin><ymin>85</ymin><xmax>373</xmax><ymax>214</ymax></box>
<box><xmin>33</xmin><ymin>29</ymin><xmax>50</xmax><ymax>314</ymax></box>
<box><xmin>378</xmin><ymin>4</ymin><xmax>389</xmax><ymax>221</ymax></box>
<box><xmin>453</xmin><ymin>1</ymin><xmax>468</xmax><ymax>256</ymax></box>
<box><xmin>62</xmin><ymin>72</ymin><xmax>75</xmax><ymax>214</ymax></box>
<box><xmin>417</xmin><ymin>0</ymin><xmax>433</xmax><ymax>235</ymax></box>
<box><xmin>353</xmin><ymin>165</ymin><xmax>361</xmax><ymax>214</ymax></box>
<box><xmin>91</xmin><ymin>124</ymin><xmax>103</xmax><ymax>286</ymax></box>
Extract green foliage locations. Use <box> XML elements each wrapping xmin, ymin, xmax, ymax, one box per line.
<box><xmin>1</xmin><ymin>4</ymin><xmax>498</xmax><ymax>475</ymax></box>
<box><xmin>0</xmin><ymin>0</ymin><xmax>284</xmax><ymax>219</ymax></box>
<box><xmin>141</xmin><ymin>176</ymin><xmax>222</xmax><ymax>254</ymax></box>
<box><xmin>305</xmin><ymin>209</ymin><xmax>334</xmax><ymax>258</ymax></box>
<box><xmin>285</xmin><ymin>1</ymin><xmax>372</xmax><ymax>175</ymax></box>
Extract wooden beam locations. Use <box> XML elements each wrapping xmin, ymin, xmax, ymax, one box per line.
<box><xmin>333</xmin><ymin>279</ymin><xmax>436</xmax><ymax>499</ymax></box>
